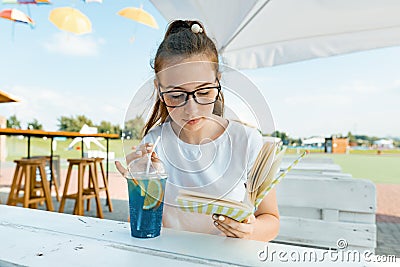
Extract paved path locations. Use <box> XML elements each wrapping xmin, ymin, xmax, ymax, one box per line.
<box><xmin>375</xmin><ymin>184</ymin><xmax>400</xmax><ymax>257</ymax></box>
<box><xmin>376</xmin><ymin>217</ymin><xmax>400</xmax><ymax>256</ymax></box>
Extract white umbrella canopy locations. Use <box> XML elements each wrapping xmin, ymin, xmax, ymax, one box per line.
<box><xmin>150</xmin><ymin>0</ymin><xmax>400</xmax><ymax>69</ymax></box>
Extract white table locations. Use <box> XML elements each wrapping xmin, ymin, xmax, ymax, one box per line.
<box><xmin>0</xmin><ymin>205</ymin><xmax>392</xmax><ymax>266</ymax></box>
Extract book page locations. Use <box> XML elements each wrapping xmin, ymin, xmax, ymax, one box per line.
<box><xmin>255</xmin><ymin>147</ymin><xmax>287</xmax><ymax>204</ymax></box>
<box><xmin>247</xmin><ymin>142</ymin><xmax>278</xmax><ymax>203</ymax></box>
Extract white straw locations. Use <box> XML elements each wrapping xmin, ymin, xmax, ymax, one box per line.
<box><xmin>146</xmin><ymin>136</ymin><xmax>161</xmax><ymax>174</ymax></box>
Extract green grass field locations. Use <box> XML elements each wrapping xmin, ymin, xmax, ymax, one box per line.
<box><xmin>4</xmin><ymin>137</ymin><xmax>399</xmax><ymax>184</ymax></box>
<box><xmin>308</xmin><ymin>153</ymin><xmax>400</xmax><ymax>184</ymax></box>
<box><xmin>286</xmin><ymin>148</ymin><xmax>399</xmax><ymax>184</ymax></box>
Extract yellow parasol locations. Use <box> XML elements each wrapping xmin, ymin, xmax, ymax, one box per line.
<box><xmin>0</xmin><ymin>90</ymin><xmax>19</xmax><ymax>103</ymax></box>
<box><xmin>117</xmin><ymin>6</ymin><xmax>158</xmax><ymax>29</ymax></box>
<box><xmin>49</xmin><ymin>7</ymin><xmax>91</xmax><ymax>35</ymax></box>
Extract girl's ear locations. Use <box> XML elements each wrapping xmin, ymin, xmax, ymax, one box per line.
<box><xmin>217</xmin><ymin>72</ymin><xmax>222</xmax><ymax>81</ymax></box>
<box><xmin>154</xmin><ymin>79</ymin><xmax>164</xmax><ymax>102</ymax></box>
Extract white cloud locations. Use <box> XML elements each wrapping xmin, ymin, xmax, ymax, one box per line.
<box><xmin>1</xmin><ymin>85</ymin><xmax>125</xmax><ymax>130</ymax></box>
<box><xmin>391</xmin><ymin>80</ymin><xmax>400</xmax><ymax>90</ymax></box>
<box><xmin>263</xmin><ymin>79</ymin><xmax>400</xmax><ymax>137</ymax></box>
<box><xmin>43</xmin><ymin>33</ymin><xmax>104</xmax><ymax>56</ymax></box>
<box><xmin>340</xmin><ymin>81</ymin><xmax>380</xmax><ymax>94</ymax></box>
<box><xmin>283</xmin><ymin>93</ymin><xmax>352</xmax><ymax>106</ymax></box>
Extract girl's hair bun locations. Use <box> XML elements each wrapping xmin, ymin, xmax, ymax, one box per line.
<box><xmin>165</xmin><ymin>20</ymin><xmax>190</xmax><ymax>36</ymax></box>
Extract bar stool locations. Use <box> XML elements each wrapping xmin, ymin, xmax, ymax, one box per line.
<box><xmin>7</xmin><ymin>158</ymin><xmax>54</xmax><ymax>211</ymax></box>
<box><xmin>59</xmin><ymin>158</ymin><xmax>104</xmax><ymax>218</ymax></box>
<box><xmin>86</xmin><ymin>157</ymin><xmax>113</xmax><ymax>212</ymax></box>
<box><xmin>43</xmin><ymin>156</ymin><xmax>61</xmax><ymax>202</ymax></box>
<box><xmin>29</xmin><ymin>156</ymin><xmax>61</xmax><ymax>202</ymax></box>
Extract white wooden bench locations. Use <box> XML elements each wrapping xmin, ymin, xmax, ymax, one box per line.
<box><xmin>285</xmin><ymin>171</ymin><xmax>353</xmax><ymax>179</ymax></box>
<box><xmin>281</xmin><ymin>156</ymin><xmax>342</xmax><ymax>173</ymax></box>
<box><xmin>275</xmin><ymin>175</ymin><xmax>376</xmax><ymax>252</ymax></box>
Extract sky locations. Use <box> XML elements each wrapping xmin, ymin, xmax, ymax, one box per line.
<box><xmin>1</xmin><ymin>0</ymin><xmax>399</xmax><ymax>139</ymax></box>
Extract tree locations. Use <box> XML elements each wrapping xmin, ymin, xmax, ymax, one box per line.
<box><xmin>124</xmin><ymin>116</ymin><xmax>145</xmax><ymax>139</ymax></box>
<box><xmin>272</xmin><ymin>130</ymin><xmax>289</xmax><ymax>145</ymax></box>
<box><xmin>347</xmin><ymin>131</ymin><xmax>356</xmax><ymax>144</ymax></box>
<box><xmin>27</xmin><ymin>119</ymin><xmax>43</xmax><ymax>130</ymax></box>
<box><xmin>97</xmin><ymin>120</ymin><xmax>121</xmax><ymax>134</ymax></box>
<box><xmin>76</xmin><ymin>115</ymin><xmax>94</xmax><ymax>128</ymax></box>
<box><xmin>58</xmin><ymin>116</ymin><xmax>77</xmax><ymax>132</ymax></box>
<box><xmin>7</xmin><ymin>114</ymin><xmax>21</xmax><ymax>129</ymax></box>
<box><xmin>57</xmin><ymin>115</ymin><xmax>94</xmax><ymax>132</ymax></box>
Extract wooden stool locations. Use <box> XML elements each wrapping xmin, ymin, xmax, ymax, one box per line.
<box><xmin>29</xmin><ymin>156</ymin><xmax>61</xmax><ymax>202</ymax></box>
<box><xmin>59</xmin><ymin>158</ymin><xmax>104</xmax><ymax>218</ymax></box>
<box><xmin>42</xmin><ymin>156</ymin><xmax>61</xmax><ymax>202</ymax></box>
<box><xmin>7</xmin><ymin>158</ymin><xmax>54</xmax><ymax>211</ymax></box>
<box><xmin>86</xmin><ymin>157</ymin><xmax>113</xmax><ymax>212</ymax></box>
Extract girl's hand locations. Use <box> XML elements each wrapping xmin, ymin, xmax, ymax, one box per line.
<box><xmin>212</xmin><ymin>214</ymin><xmax>256</xmax><ymax>239</ymax></box>
<box><xmin>115</xmin><ymin>143</ymin><xmax>156</xmax><ymax>177</ymax></box>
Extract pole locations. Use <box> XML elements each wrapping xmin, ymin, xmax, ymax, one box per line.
<box><xmin>49</xmin><ymin>137</ymin><xmax>54</xmax><ymax>191</ymax></box>
<box><xmin>27</xmin><ymin>136</ymin><xmax>31</xmax><ymax>158</ymax></box>
<box><xmin>81</xmin><ymin>139</ymin><xmax>84</xmax><ymax>158</ymax></box>
<box><xmin>106</xmin><ymin>138</ymin><xmax>109</xmax><ymax>181</ymax></box>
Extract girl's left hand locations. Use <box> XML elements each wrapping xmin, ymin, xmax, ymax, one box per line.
<box><xmin>212</xmin><ymin>214</ymin><xmax>256</xmax><ymax>239</ymax></box>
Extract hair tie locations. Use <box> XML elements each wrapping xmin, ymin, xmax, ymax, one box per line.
<box><xmin>191</xmin><ymin>23</ymin><xmax>203</xmax><ymax>34</ymax></box>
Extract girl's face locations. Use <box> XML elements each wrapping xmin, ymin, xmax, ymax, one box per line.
<box><xmin>156</xmin><ymin>56</ymin><xmax>219</xmax><ymax>131</ymax></box>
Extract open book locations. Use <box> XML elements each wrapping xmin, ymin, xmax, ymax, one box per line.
<box><xmin>176</xmin><ymin>142</ymin><xmax>307</xmax><ymax>222</ymax></box>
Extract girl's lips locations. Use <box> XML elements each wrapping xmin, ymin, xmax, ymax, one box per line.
<box><xmin>185</xmin><ymin>118</ymin><xmax>201</xmax><ymax>125</ymax></box>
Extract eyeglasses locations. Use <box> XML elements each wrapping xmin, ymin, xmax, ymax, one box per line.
<box><xmin>158</xmin><ymin>78</ymin><xmax>221</xmax><ymax>108</ymax></box>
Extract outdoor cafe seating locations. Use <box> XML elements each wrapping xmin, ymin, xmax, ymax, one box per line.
<box><xmin>0</xmin><ymin>127</ymin><xmax>119</xmax><ymax>215</ymax></box>
<box><xmin>7</xmin><ymin>158</ymin><xmax>54</xmax><ymax>211</ymax></box>
<box><xmin>86</xmin><ymin>157</ymin><xmax>113</xmax><ymax>212</ymax></box>
<box><xmin>29</xmin><ymin>155</ymin><xmax>61</xmax><ymax>202</ymax></box>
<box><xmin>59</xmin><ymin>158</ymin><xmax>107</xmax><ymax>219</ymax></box>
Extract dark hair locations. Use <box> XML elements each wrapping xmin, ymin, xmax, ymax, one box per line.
<box><xmin>144</xmin><ymin>20</ymin><xmax>223</xmax><ymax>136</ymax></box>
<box><xmin>152</xmin><ymin>20</ymin><xmax>219</xmax><ymax>72</ymax></box>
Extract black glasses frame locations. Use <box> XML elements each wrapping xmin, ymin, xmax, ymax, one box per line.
<box><xmin>158</xmin><ymin>78</ymin><xmax>221</xmax><ymax>108</ymax></box>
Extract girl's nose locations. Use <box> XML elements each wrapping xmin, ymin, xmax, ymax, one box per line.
<box><xmin>184</xmin><ymin>95</ymin><xmax>198</xmax><ymax>114</ymax></box>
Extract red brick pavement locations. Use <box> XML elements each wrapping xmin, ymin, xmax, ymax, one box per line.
<box><xmin>376</xmin><ymin>184</ymin><xmax>400</xmax><ymax>223</ymax></box>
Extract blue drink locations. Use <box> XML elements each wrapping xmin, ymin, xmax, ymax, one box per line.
<box><xmin>127</xmin><ymin>175</ymin><xmax>167</xmax><ymax>238</ymax></box>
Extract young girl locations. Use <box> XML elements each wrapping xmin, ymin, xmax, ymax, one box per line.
<box><xmin>116</xmin><ymin>20</ymin><xmax>279</xmax><ymax>242</ymax></box>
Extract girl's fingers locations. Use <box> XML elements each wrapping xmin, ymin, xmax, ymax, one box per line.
<box><xmin>145</xmin><ymin>143</ymin><xmax>153</xmax><ymax>153</ymax></box>
<box><xmin>126</xmin><ymin>151</ymin><xmax>142</xmax><ymax>164</ymax></box>
<box><xmin>213</xmin><ymin>215</ymin><xmax>243</xmax><ymax>236</ymax></box>
<box><xmin>115</xmin><ymin>161</ymin><xmax>127</xmax><ymax>176</ymax></box>
<box><xmin>126</xmin><ymin>142</ymin><xmax>157</xmax><ymax>165</ymax></box>
<box><xmin>213</xmin><ymin>221</ymin><xmax>236</xmax><ymax>237</ymax></box>
<box><xmin>126</xmin><ymin>143</ymin><xmax>158</xmax><ymax>165</ymax></box>
<box><xmin>151</xmin><ymin>151</ymin><xmax>159</xmax><ymax>159</ymax></box>
<box><xmin>135</xmin><ymin>143</ymin><xmax>154</xmax><ymax>155</ymax></box>
<box><xmin>244</xmin><ymin>214</ymin><xmax>256</xmax><ymax>224</ymax></box>
<box><xmin>212</xmin><ymin>214</ymin><xmax>255</xmax><ymax>238</ymax></box>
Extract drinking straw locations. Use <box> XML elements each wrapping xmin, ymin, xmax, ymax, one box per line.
<box><xmin>146</xmin><ymin>136</ymin><xmax>161</xmax><ymax>174</ymax></box>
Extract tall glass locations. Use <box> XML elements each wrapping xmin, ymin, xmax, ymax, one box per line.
<box><xmin>126</xmin><ymin>156</ymin><xmax>167</xmax><ymax>238</ymax></box>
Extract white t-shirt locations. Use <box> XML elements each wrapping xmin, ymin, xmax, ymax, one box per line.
<box><xmin>142</xmin><ymin>120</ymin><xmax>263</xmax><ymax>234</ymax></box>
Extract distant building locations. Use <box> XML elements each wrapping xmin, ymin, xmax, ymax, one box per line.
<box><xmin>325</xmin><ymin>137</ymin><xmax>349</xmax><ymax>154</ymax></box>
<box><xmin>301</xmin><ymin>136</ymin><xmax>325</xmax><ymax>147</ymax></box>
<box><xmin>373</xmin><ymin>139</ymin><xmax>394</xmax><ymax>149</ymax></box>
